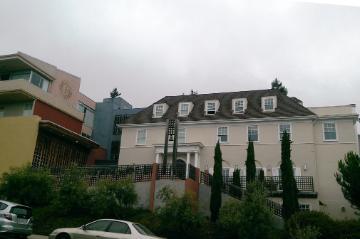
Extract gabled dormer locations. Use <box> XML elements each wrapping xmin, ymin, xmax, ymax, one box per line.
<box><xmin>261</xmin><ymin>96</ymin><xmax>277</xmax><ymax>112</ymax></box>
<box><xmin>153</xmin><ymin>103</ymin><xmax>168</xmax><ymax>118</ymax></box>
<box><xmin>204</xmin><ymin>100</ymin><xmax>220</xmax><ymax>115</ymax></box>
<box><xmin>178</xmin><ymin>102</ymin><xmax>193</xmax><ymax>117</ymax></box>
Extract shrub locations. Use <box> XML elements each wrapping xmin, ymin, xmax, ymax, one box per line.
<box><xmin>218</xmin><ymin>181</ymin><xmax>276</xmax><ymax>239</ymax></box>
<box><xmin>287</xmin><ymin>211</ymin><xmax>336</xmax><ymax>239</ymax></box>
<box><xmin>88</xmin><ymin>179</ymin><xmax>137</xmax><ymax>218</ymax></box>
<box><xmin>0</xmin><ymin>165</ymin><xmax>55</xmax><ymax>207</ymax></box>
<box><xmin>156</xmin><ymin>187</ymin><xmax>206</xmax><ymax>239</ymax></box>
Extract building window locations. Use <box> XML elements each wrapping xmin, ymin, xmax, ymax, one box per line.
<box><xmin>218</xmin><ymin>126</ymin><xmax>228</xmax><ymax>143</ymax></box>
<box><xmin>279</xmin><ymin>123</ymin><xmax>291</xmax><ymax>140</ymax></box>
<box><xmin>136</xmin><ymin>129</ymin><xmax>147</xmax><ymax>145</ymax></box>
<box><xmin>153</xmin><ymin>104</ymin><xmax>166</xmax><ymax>118</ymax></box>
<box><xmin>23</xmin><ymin>102</ymin><xmax>33</xmax><ymax>116</ymax></box>
<box><xmin>10</xmin><ymin>71</ymin><xmax>50</xmax><ymax>92</ymax></box>
<box><xmin>10</xmin><ymin>71</ymin><xmax>31</xmax><ymax>81</ymax></box>
<box><xmin>323</xmin><ymin>121</ymin><xmax>337</xmax><ymax>141</ymax></box>
<box><xmin>179</xmin><ymin>103</ymin><xmax>191</xmax><ymax>117</ymax></box>
<box><xmin>262</xmin><ymin>96</ymin><xmax>277</xmax><ymax>112</ymax></box>
<box><xmin>248</xmin><ymin>125</ymin><xmax>259</xmax><ymax>142</ymax></box>
<box><xmin>299</xmin><ymin>204</ymin><xmax>310</xmax><ymax>211</ymax></box>
<box><xmin>113</xmin><ymin>115</ymin><xmax>129</xmax><ymax>135</ymax></box>
<box><xmin>78</xmin><ymin>102</ymin><xmax>94</xmax><ymax>128</ymax></box>
<box><xmin>178</xmin><ymin>128</ymin><xmax>186</xmax><ymax>144</ymax></box>
<box><xmin>110</xmin><ymin>141</ymin><xmax>120</xmax><ymax>160</ymax></box>
<box><xmin>222</xmin><ymin>168</ymin><xmax>230</xmax><ymax>177</ymax></box>
<box><xmin>232</xmin><ymin>98</ymin><xmax>247</xmax><ymax>113</ymax></box>
<box><xmin>205</xmin><ymin>101</ymin><xmax>217</xmax><ymax>115</ymax></box>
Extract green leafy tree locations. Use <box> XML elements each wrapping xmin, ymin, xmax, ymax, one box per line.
<box><xmin>281</xmin><ymin>131</ymin><xmax>299</xmax><ymax>220</ymax></box>
<box><xmin>110</xmin><ymin>88</ymin><xmax>121</xmax><ymax>98</ymax></box>
<box><xmin>157</xmin><ymin>187</ymin><xmax>205</xmax><ymax>239</ymax></box>
<box><xmin>88</xmin><ymin>179</ymin><xmax>137</xmax><ymax>218</ymax></box>
<box><xmin>271</xmin><ymin>78</ymin><xmax>288</xmax><ymax>95</ymax></box>
<box><xmin>246</xmin><ymin>141</ymin><xmax>256</xmax><ymax>184</ymax></box>
<box><xmin>0</xmin><ymin>165</ymin><xmax>55</xmax><ymax>207</ymax></box>
<box><xmin>219</xmin><ymin>182</ymin><xmax>275</xmax><ymax>239</ymax></box>
<box><xmin>210</xmin><ymin>141</ymin><xmax>223</xmax><ymax>222</ymax></box>
<box><xmin>335</xmin><ymin>151</ymin><xmax>360</xmax><ymax>211</ymax></box>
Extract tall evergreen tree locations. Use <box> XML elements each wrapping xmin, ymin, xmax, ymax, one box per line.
<box><xmin>210</xmin><ymin>141</ymin><xmax>223</xmax><ymax>222</ymax></box>
<box><xmin>271</xmin><ymin>78</ymin><xmax>288</xmax><ymax>95</ymax></box>
<box><xmin>233</xmin><ymin>169</ymin><xmax>241</xmax><ymax>187</ymax></box>
<box><xmin>110</xmin><ymin>88</ymin><xmax>120</xmax><ymax>98</ymax></box>
<box><xmin>281</xmin><ymin>131</ymin><xmax>299</xmax><ymax>220</ymax></box>
<box><xmin>246</xmin><ymin>141</ymin><xmax>256</xmax><ymax>184</ymax></box>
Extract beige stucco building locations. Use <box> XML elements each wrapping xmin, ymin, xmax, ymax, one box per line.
<box><xmin>119</xmin><ymin>89</ymin><xmax>359</xmax><ymax>219</ymax></box>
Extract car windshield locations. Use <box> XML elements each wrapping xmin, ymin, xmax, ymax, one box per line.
<box><xmin>133</xmin><ymin>223</ymin><xmax>155</xmax><ymax>236</ymax></box>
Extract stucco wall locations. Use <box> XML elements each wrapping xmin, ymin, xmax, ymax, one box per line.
<box><xmin>0</xmin><ymin>116</ymin><xmax>40</xmax><ymax>174</ymax></box>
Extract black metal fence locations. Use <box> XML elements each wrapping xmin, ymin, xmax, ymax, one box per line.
<box><xmin>266</xmin><ymin>199</ymin><xmax>282</xmax><ymax>217</ymax></box>
<box><xmin>157</xmin><ymin>164</ymin><xmax>186</xmax><ymax>180</ymax></box>
<box><xmin>200</xmin><ymin>172</ymin><xmax>242</xmax><ymax>199</ymax></box>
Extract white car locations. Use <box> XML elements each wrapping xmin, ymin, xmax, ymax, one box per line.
<box><xmin>49</xmin><ymin>219</ymin><xmax>164</xmax><ymax>239</ymax></box>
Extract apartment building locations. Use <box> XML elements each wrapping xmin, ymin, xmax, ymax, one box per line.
<box><xmin>119</xmin><ymin>89</ymin><xmax>359</xmax><ymax>219</ymax></box>
<box><xmin>0</xmin><ymin>52</ymin><xmax>102</xmax><ymax>173</ymax></box>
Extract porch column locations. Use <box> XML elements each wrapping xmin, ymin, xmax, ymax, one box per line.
<box><xmin>195</xmin><ymin>152</ymin><xmax>199</xmax><ymax>168</ymax></box>
<box><xmin>186</xmin><ymin>152</ymin><xmax>190</xmax><ymax>178</ymax></box>
<box><xmin>155</xmin><ymin>153</ymin><xmax>160</xmax><ymax>164</ymax></box>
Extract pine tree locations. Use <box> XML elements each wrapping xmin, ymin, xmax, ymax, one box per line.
<box><xmin>271</xmin><ymin>78</ymin><xmax>288</xmax><ymax>95</ymax></box>
<box><xmin>110</xmin><ymin>88</ymin><xmax>120</xmax><ymax>98</ymax></box>
<box><xmin>246</xmin><ymin>141</ymin><xmax>256</xmax><ymax>184</ymax></box>
<box><xmin>210</xmin><ymin>141</ymin><xmax>223</xmax><ymax>222</ymax></box>
<box><xmin>280</xmin><ymin>131</ymin><xmax>299</xmax><ymax>220</ymax></box>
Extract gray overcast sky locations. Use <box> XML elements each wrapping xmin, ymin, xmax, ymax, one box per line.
<box><xmin>0</xmin><ymin>0</ymin><xmax>359</xmax><ymax>111</ymax></box>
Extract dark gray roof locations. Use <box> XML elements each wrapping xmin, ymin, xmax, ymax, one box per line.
<box><xmin>125</xmin><ymin>89</ymin><xmax>315</xmax><ymax>124</ymax></box>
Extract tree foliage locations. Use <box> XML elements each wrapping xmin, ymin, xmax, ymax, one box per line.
<box><xmin>271</xmin><ymin>78</ymin><xmax>288</xmax><ymax>95</ymax></box>
<box><xmin>233</xmin><ymin>169</ymin><xmax>241</xmax><ymax>187</ymax></box>
<box><xmin>281</xmin><ymin>131</ymin><xmax>299</xmax><ymax>220</ymax></box>
<box><xmin>246</xmin><ymin>141</ymin><xmax>256</xmax><ymax>184</ymax></box>
<box><xmin>335</xmin><ymin>151</ymin><xmax>360</xmax><ymax>211</ymax></box>
<box><xmin>0</xmin><ymin>165</ymin><xmax>55</xmax><ymax>207</ymax></box>
<box><xmin>219</xmin><ymin>182</ymin><xmax>275</xmax><ymax>239</ymax></box>
<box><xmin>210</xmin><ymin>141</ymin><xmax>223</xmax><ymax>222</ymax></box>
<box><xmin>110</xmin><ymin>87</ymin><xmax>121</xmax><ymax>98</ymax></box>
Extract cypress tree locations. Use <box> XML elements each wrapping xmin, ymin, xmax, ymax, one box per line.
<box><xmin>280</xmin><ymin>131</ymin><xmax>299</xmax><ymax>220</ymax></box>
<box><xmin>246</xmin><ymin>141</ymin><xmax>256</xmax><ymax>184</ymax></box>
<box><xmin>210</xmin><ymin>141</ymin><xmax>223</xmax><ymax>222</ymax></box>
<box><xmin>233</xmin><ymin>169</ymin><xmax>241</xmax><ymax>187</ymax></box>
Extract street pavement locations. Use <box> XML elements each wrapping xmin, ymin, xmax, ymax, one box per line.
<box><xmin>29</xmin><ymin>235</ymin><xmax>48</xmax><ymax>239</ymax></box>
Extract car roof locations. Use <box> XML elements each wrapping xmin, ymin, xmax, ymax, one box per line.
<box><xmin>0</xmin><ymin>200</ymin><xmax>31</xmax><ymax>209</ymax></box>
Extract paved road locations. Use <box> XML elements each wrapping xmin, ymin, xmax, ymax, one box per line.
<box><xmin>29</xmin><ymin>235</ymin><xmax>48</xmax><ymax>239</ymax></box>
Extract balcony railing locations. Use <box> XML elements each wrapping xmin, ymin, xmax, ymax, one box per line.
<box><xmin>157</xmin><ymin>164</ymin><xmax>186</xmax><ymax>180</ymax></box>
<box><xmin>200</xmin><ymin>172</ymin><xmax>315</xmax><ymax>193</ymax></box>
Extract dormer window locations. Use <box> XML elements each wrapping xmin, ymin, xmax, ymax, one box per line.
<box><xmin>232</xmin><ymin>98</ymin><xmax>247</xmax><ymax>114</ymax></box>
<box><xmin>205</xmin><ymin>100</ymin><xmax>219</xmax><ymax>115</ymax></box>
<box><xmin>178</xmin><ymin>102</ymin><xmax>192</xmax><ymax>117</ymax></box>
<box><xmin>261</xmin><ymin>96</ymin><xmax>277</xmax><ymax>112</ymax></box>
<box><xmin>153</xmin><ymin>103</ymin><xmax>167</xmax><ymax>118</ymax></box>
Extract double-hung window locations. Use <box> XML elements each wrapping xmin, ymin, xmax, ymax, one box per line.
<box><xmin>136</xmin><ymin>129</ymin><xmax>147</xmax><ymax>145</ymax></box>
<box><xmin>279</xmin><ymin>123</ymin><xmax>291</xmax><ymax>140</ymax></box>
<box><xmin>153</xmin><ymin>104</ymin><xmax>167</xmax><ymax>118</ymax></box>
<box><xmin>218</xmin><ymin>127</ymin><xmax>228</xmax><ymax>143</ymax></box>
<box><xmin>262</xmin><ymin>96</ymin><xmax>277</xmax><ymax>112</ymax></box>
<box><xmin>323</xmin><ymin>121</ymin><xmax>337</xmax><ymax>141</ymax></box>
<box><xmin>233</xmin><ymin>98</ymin><xmax>247</xmax><ymax>114</ymax></box>
<box><xmin>178</xmin><ymin>128</ymin><xmax>186</xmax><ymax>144</ymax></box>
<box><xmin>205</xmin><ymin>101</ymin><xmax>217</xmax><ymax>115</ymax></box>
<box><xmin>248</xmin><ymin>125</ymin><xmax>259</xmax><ymax>142</ymax></box>
<box><xmin>179</xmin><ymin>103</ymin><xmax>190</xmax><ymax>116</ymax></box>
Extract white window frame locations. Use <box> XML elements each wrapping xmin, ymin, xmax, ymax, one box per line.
<box><xmin>261</xmin><ymin>96</ymin><xmax>277</xmax><ymax>112</ymax></box>
<box><xmin>299</xmin><ymin>204</ymin><xmax>311</xmax><ymax>211</ymax></box>
<box><xmin>217</xmin><ymin>126</ymin><xmax>229</xmax><ymax>143</ymax></box>
<box><xmin>205</xmin><ymin>100</ymin><xmax>218</xmax><ymax>115</ymax></box>
<box><xmin>323</xmin><ymin>121</ymin><xmax>337</xmax><ymax>141</ymax></box>
<box><xmin>278</xmin><ymin>123</ymin><xmax>292</xmax><ymax>141</ymax></box>
<box><xmin>136</xmin><ymin>128</ymin><xmax>147</xmax><ymax>145</ymax></box>
<box><xmin>153</xmin><ymin>104</ymin><xmax>167</xmax><ymax>118</ymax></box>
<box><xmin>247</xmin><ymin>125</ymin><xmax>259</xmax><ymax>142</ymax></box>
<box><xmin>178</xmin><ymin>102</ymin><xmax>191</xmax><ymax>117</ymax></box>
<box><xmin>232</xmin><ymin>98</ymin><xmax>247</xmax><ymax>114</ymax></box>
<box><xmin>178</xmin><ymin>128</ymin><xmax>186</xmax><ymax>144</ymax></box>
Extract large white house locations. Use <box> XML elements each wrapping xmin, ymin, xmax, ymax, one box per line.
<box><xmin>119</xmin><ymin>89</ymin><xmax>359</xmax><ymax>219</ymax></box>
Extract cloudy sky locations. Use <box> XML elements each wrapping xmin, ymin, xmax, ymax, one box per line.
<box><xmin>0</xmin><ymin>0</ymin><xmax>359</xmax><ymax>111</ymax></box>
